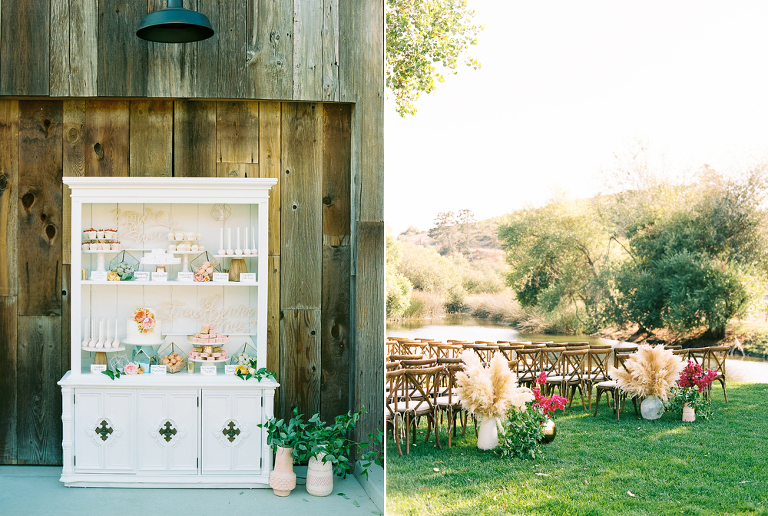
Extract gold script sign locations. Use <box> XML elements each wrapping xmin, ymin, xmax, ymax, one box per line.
<box><xmin>157</xmin><ymin>295</ymin><xmax>257</xmax><ymax>334</ymax></box>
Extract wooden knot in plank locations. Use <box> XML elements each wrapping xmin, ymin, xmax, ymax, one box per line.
<box><xmin>21</xmin><ymin>192</ymin><xmax>34</xmax><ymax>210</ymax></box>
<box><xmin>94</xmin><ymin>142</ymin><xmax>104</xmax><ymax>160</ymax></box>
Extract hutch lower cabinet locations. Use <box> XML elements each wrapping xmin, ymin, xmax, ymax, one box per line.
<box><xmin>59</xmin><ymin>178</ymin><xmax>278</xmax><ymax>488</ymax></box>
<box><xmin>60</xmin><ymin>375</ymin><xmax>276</xmax><ymax>487</ymax></box>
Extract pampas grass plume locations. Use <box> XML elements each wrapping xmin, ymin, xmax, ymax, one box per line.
<box><xmin>609</xmin><ymin>344</ymin><xmax>686</xmax><ymax>402</ymax></box>
<box><xmin>456</xmin><ymin>350</ymin><xmax>533</xmax><ymax>420</ymax></box>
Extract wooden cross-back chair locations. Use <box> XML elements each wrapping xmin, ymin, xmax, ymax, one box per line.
<box><xmin>401</xmin><ymin>366</ymin><xmax>444</xmax><ymax>454</ymax></box>
<box><xmin>541</xmin><ymin>346</ymin><xmax>567</xmax><ymax>396</ymax></box>
<box><xmin>385</xmin><ymin>368</ymin><xmax>406</xmax><ymax>455</ymax></box>
<box><xmin>561</xmin><ymin>348</ymin><xmax>589</xmax><ymax>409</ymax></box>
<box><xmin>496</xmin><ymin>344</ymin><xmax>519</xmax><ymax>366</ymax></box>
<box><xmin>462</xmin><ymin>343</ymin><xmax>497</xmax><ymax>363</ymax></box>
<box><xmin>705</xmin><ymin>345</ymin><xmax>729</xmax><ymax>402</ymax></box>
<box><xmin>515</xmin><ymin>347</ymin><xmax>542</xmax><ymax>387</ymax></box>
<box><xmin>435</xmin><ymin>362</ymin><xmax>466</xmax><ymax>447</ymax></box>
<box><xmin>431</xmin><ymin>343</ymin><xmax>463</xmax><ymax>359</ymax></box>
<box><xmin>586</xmin><ymin>347</ymin><xmax>612</xmax><ymax>409</ymax></box>
<box><xmin>593</xmin><ymin>352</ymin><xmax>639</xmax><ymax>420</ymax></box>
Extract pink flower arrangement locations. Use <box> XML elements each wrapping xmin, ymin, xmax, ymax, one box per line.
<box><xmin>132</xmin><ymin>306</ymin><xmax>156</xmax><ymax>334</ymax></box>
<box><xmin>678</xmin><ymin>360</ymin><xmax>717</xmax><ymax>392</ymax></box>
<box><xmin>532</xmin><ymin>372</ymin><xmax>568</xmax><ymax>417</ymax></box>
<box><xmin>123</xmin><ymin>362</ymin><xmax>139</xmax><ymax>375</ymax></box>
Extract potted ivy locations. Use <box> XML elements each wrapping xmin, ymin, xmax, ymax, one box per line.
<box><xmin>259</xmin><ymin>408</ymin><xmax>308</xmax><ymax>497</ymax></box>
<box><xmin>300</xmin><ymin>407</ymin><xmax>383</xmax><ymax>497</ymax></box>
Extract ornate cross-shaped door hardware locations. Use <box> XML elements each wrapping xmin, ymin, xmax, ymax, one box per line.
<box><xmin>222</xmin><ymin>421</ymin><xmax>241</xmax><ymax>442</ymax></box>
<box><xmin>159</xmin><ymin>421</ymin><xmax>178</xmax><ymax>442</ymax></box>
<box><xmin>95</xmin><ymin>420</ymin><xmax>113</xmax><ymax>442</ymax></box>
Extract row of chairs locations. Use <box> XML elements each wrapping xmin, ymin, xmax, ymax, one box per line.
<box><xmin>386</xmin><ymin>359</ymin><xmax>470</xmax><ymax>455</ymax></box>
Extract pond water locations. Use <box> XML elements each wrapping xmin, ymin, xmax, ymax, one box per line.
<box><xmin>386</xmin><ymin>316</ymin><xmax>768</xmax><ymax>384</ymax></box>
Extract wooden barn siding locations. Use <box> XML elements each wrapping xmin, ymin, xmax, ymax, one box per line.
<box><xmin>0</xmin><ymin>0</ymin><xmax>384</xmax><ymax>464</ymax></box>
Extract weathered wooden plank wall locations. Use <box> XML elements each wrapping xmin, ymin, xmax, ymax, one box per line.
<box><xmin>0</xmin><ymin>0</ymin><xmax>384</xmax><ymax>464</ymax></box>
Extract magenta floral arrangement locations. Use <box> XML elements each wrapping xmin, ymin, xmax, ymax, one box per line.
<box><xmin>132</xmin><ymin>307</ymin><xmax>156</xmax><ymax>334</ymax></box>
<box><xmin>532</xmin><ymin>372</ymin><xmax>568</xmax><ymax>417</ymax></box>
<box><xmin>678</xmin><ymin>360</ymin><xmax>717</xmax><ymax>392</ymax></box>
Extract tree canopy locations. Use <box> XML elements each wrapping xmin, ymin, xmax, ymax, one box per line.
<box><xmin>386</xmin><ymin>0</ymin><xmax>482</xmax><ymax>116</ymax></box>
<box><xmin>499</xmin><ymin>165</ymin><xmax>768</xmax><ymax>337</ymax></box>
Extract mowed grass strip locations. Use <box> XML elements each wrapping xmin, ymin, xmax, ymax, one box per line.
<box><xmin>385</xmin><ymin>383</ymin><xmax>768</xmax><ymax>516</ymax></box>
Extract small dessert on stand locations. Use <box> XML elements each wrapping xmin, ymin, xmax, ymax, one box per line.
<box><xmin>82</xmin><ymin>228</ymin><xmax>122</xmax><ymax>280</ymax></box>
<box><xmin>187</xmin><ymin>325</ymin><xmax>230</xmax><ymax>364</ymax></box>
<box><xmin>167</xmin><ymin>231</ymin><xmax>205</xmax><ymax>272</ymax></box>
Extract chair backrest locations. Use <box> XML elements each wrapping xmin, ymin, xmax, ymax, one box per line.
<box><xmin>706</xmin><ymin>345</ymin><xmax>729</xmax><ymax>375</ymax></box>
<box><xmin>400</xmin><ymin>358</ymin><xmax>438</xmax><ymax>369</ymax></box>
<box><xmin>463</xmin><ymin>343</ymin><xmax>498</xmax><ymax>363</ymax></box>
<box><xmin>541</xmin><ymin>346</ymin><xmax>567</xmax><ymax>375</ymax></box>
<box><xmin>544</xmin><ymin>342</ymin><xmax>564</xmax><ymax>348</ymax></box>
<box><xmin>686</xmin><ymin>347</ymin><xmax>709</xmax><ymax>367</ymax></box>
<box><xmin>566</xmin><ymin>344</ymin><xmax>589</xmax><ymax>350</ymax></box>
<box><xmin>567</xmin><ymin>342</ymin><xmax>590</xmax><ymax>347</ymax></box>
<box><xmin>515</xmin><ymin>347</ymin><xmax>541</xmax><ymax>379</ymax></box>
<box><xmin>403</xmin><ymin>366</ymin><xmax>444</xmax><ymax>412</ymax></box>
<box><xmin>562</xmin><ymin>348</ymin><xmax>588</xmax><ymax>381</ymax></box>
<box><xmin>525</xmin><ymin>343</ymin><xmax>546</xmax><ymax>349</ymax></box>
<box><xmin>400</xmin><ymin>340</ymin><xmax>427</xmax><ymax>356</ymax></box>
<box><xmin>415</xmin><ymin>338</ymin><xmax>436</xmax><ymax>342</ymax></box>
<box><xmin>389</xmin><ymin>353</ymin><xmax>423</xmax><ymax>362</ymax></box>
<box><xmin>385</xmin><ymin>368</ymin><xmax>406</xmax><ymax>417</ymax></box>
<box><xmin>587</xmin><ymin>347</ymin><xmax>612</xmax><ymax>380</ymax></box>
<box><xmin>386</xmin><ymin>361</ymin><xmax>401</xmax><ymax>371</ymax></box>
<box><xmin>431</xmin><ymin>343</ymin><xmax>463</xmax><ymax>359</ymax></box>
<box><xmin>589</xmin><ymin>344</ymin><xmax>613</xmax><ymax>349</ymax></box>
<box><xmin>475</xmin><ymin>340</ymin><xmax>495</xmax><ymax>345</ymax></box>
<box><xmin>614</xmin><ymin>352</ymin><xmax>634</xmax><ymax>373</ymax></box>
<box><xmin>496</xmin><ymin>344</ymin><xmax>519</xmax><ymax>361</ymax></box>
<box><xmin>436</xmin><ymin>357</ymin><xmax>463</xmax><ymax>365</ymax></box>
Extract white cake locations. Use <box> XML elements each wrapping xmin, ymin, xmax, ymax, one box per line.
<box><xmin>126</xmin><ymin>307</ymin><xmax>164</xmax><ymax>344</ymax></box>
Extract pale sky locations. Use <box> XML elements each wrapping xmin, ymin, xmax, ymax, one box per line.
<box><xmin>384</xmin><ymin>1</ymin><xmax>768</xmax><ymax>234</ymax></box>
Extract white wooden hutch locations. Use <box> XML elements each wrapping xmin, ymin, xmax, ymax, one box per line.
<box><xmin>59</xmin><ymin>177</ymin><xmax>279</xmax><ymax>488</ymax></box>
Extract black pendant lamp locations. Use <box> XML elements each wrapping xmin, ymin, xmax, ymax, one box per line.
<box><xmin>136</xmin><ymin>0</ymin><xmax>214</xmax><ymax>43</ymax></box>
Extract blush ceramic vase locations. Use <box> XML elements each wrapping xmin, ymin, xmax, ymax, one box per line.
<box><xmin>306</xmin><ymin>453</ymin><xmax>334</xmax><ymax>497</ymax></box>
<box><xmin>269</xmin><ymin>446</ymin><xmax>296</xmax><ymax>497</ymax></box>
<box><xmin>476</xmin><ymin>417</ymin><xmax>500</xmax><ymax>450</ymax></box>
<box><xmin>682</xmin><ymin>403</ymin><xmax>696</xmax><ymax>422</ymax></box>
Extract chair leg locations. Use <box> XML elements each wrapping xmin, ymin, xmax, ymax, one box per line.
<box><xmin>394</xmin><ymin>418</ymin><xmax>403</xmax><ymax>456</ymax></box>
<box><xmin>593</xmin><ymin>388</ymin><xmax>602</xmax><ymax>417</ymax></box>
<box><xmin>405</xmin><ymin>414</ymin><xmax>411</xmax><ymax>455</ymax></box>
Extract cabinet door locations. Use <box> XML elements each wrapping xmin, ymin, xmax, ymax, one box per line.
<box><xmin>201</xmin><ymin>390</ymin><xmax>264</xmax><ymax>474</ymax></box>
<box><xmin>137</xmin><ymin>390</ymin><xmax>199</xmax><ymax>474</ymax></box>
<box><xmin>74</xmin><ymin>389</ymin><xmax>136</xmax><ymax>473</ymax></box>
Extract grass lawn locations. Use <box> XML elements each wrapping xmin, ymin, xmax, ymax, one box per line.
<box><xmin>385</xmin><ymin>383</ymin><xmax>768</xmax><ymax>516</ymax></box>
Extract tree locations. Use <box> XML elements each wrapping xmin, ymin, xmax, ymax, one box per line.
<box><xmin>386</xmin><ymin>228</ymin><xmax>412</xmax><ymax>318</ymax></box>
<box><xmin>456</xmin><ymin>208</ymin><xmax>476</xmax><ymax>255</ymax></box>
<box><xmin>607</xmin><ymin>166</ymin><xmax>768</xmax><ymax>337</ymax></box>
<box><xmin>428</xmin><ymin>211</ymin><xmax>457</xmax><ymax>255</ymax></box>
<box><xmin>498</xmin><ymin>197</ymin><xmax>619</xmax><ymax>331</ymax></box>
<box><xmin>386</xmin><ymin>0</ymin><xmax>482</xmax><ymax>116</ymax></box>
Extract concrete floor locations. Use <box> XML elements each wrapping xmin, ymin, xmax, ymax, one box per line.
<box><xmin>0</xmin><ymin>464</ymin><xmax>383</xmax><ymax>516</ymax></box>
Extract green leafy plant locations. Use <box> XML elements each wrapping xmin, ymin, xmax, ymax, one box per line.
<box><xmin>101</xmin><ymin>368</ymin><xmax>122</xmax><ymax>380</ymax></box>
<box><xmin>234</xmin><ymin>357</ymin><xmax>276</xmax><ymax>382</ymax></box>
<box><xmin>500</xmin><ymin>406</ymin><xmax>547</xmax><ymax>460</ymax></box>
<box><xmin>258</xmin><ymin>407</ymin><xmax>309</xmax><ymax>461</ymax></box>
<box><xmin>666</xmin><ymin>387</ymin><xmax>713</xmax><ymax>420</ymax></box>
<box><xmin>301</xmin><ymin>407</ymin><xmax>383</xmax><ymax>479</ymax></box>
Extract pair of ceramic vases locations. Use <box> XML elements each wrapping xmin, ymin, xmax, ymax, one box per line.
<box><xmin>269</xmin><ymin>446</ymin><xmax>333</xmax><ymax>497</ymax></box>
